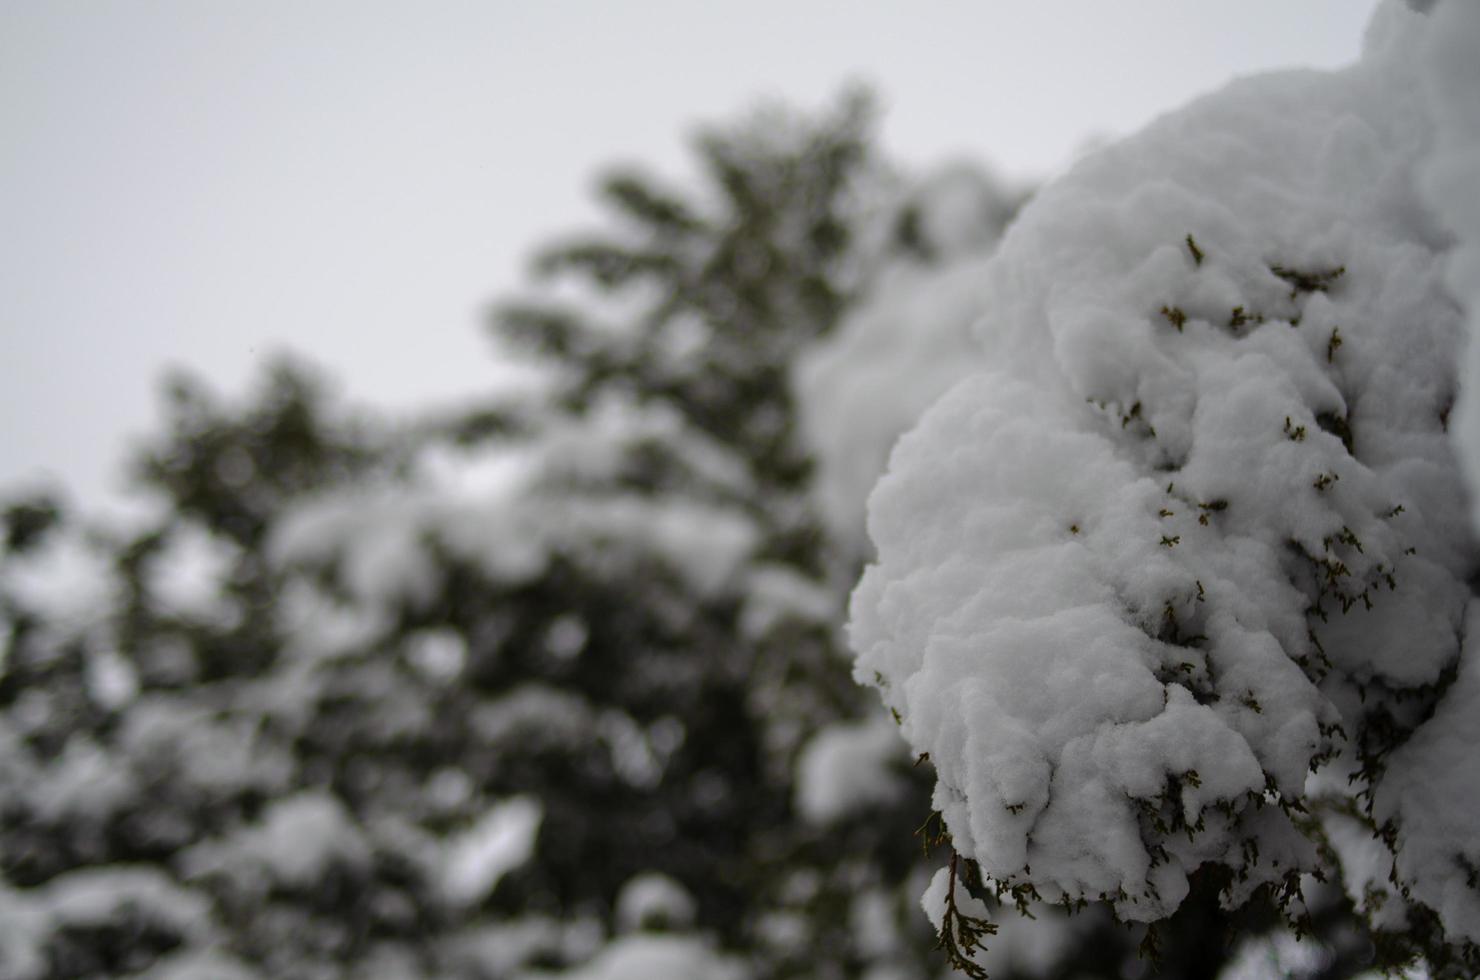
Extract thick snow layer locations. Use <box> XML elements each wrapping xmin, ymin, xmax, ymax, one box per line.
<box><xmin>1374</xmin><ymin>600</ymin><xmax>1480</xmax><ymax>943</ymax></box>
<box><xmin>1418</xmin><ymin>0</ymin><xmax>1480</xmax><ymax>529</ymax></box>
<box><xmin>794</xmin><ymin>165</ymin><xmax>1010</xmax><ymax>551</ymax></box>
<box><xmin>794</xmin><ymin>715</ymin><xmax>908</xmax><ymax>824</ymax></box>
<box><xmin>851</xmin><ymin>1</ymin><xmax>1477</xmax><ymax>926</ymax></box>
<box><xmin>1394</xmin><ymin>6</ymin><xmax>1480</xmax><ymax>938</ymax></box>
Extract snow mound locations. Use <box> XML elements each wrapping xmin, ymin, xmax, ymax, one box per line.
<box><xmin>851</xmin><ymin>0</ymin><xmax>1476</xmax><ymax>926</ymax></box>
<box><xmin>1418</xmin><ymin>0</ymin><xmax>1480</xmax><ymax>530</ymax></box>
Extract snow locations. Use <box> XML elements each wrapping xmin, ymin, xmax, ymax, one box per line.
<box><xmin>471</xmin><ymin>684</ymin><xmax>601</xmax><ymax>754</ymax></box>
<box><xmin>29</xmin><ymin>736</ymin><xmax>136</xmax><ymax>823</ymax></box>
<box><xmin>119</xmin><ymin>696</ymin><xmax>293</xmax><ymax>797</ymax></box>
<box><xmin>133</xmin><ymin>948</ymin><xmax>264</xmax><ymax>980</ymax></box>
<box><xmin>847</xmin><ymin>888</ymin><xmax>902</xmax><ymax>960</ymax></box>
<box><xmin>1386</xmin><ymin>6</ymin><xmax>1480</xmax><ymax>942</ymax></box>
<box><xmin>269</xmin><ymin>396</ymin><xmax>759</xmax><ymax>610</ymax></box>
<box><xmin>84</xmin><ymin>646</ymin><xmax>139</xmax><ymax>709</ymax></box>
<box><xmin>403</xmin><ymin>626</ymin><xmax>468</xmax><ymax>681</ymax></box>
<box><xmin>920</xmin><ymin>865</ymin><xmax>1070</xmax><ymax>978</ymax></box>
<box><xmin>1217</xmin><ymin>930</ymin><xmax>1329</xmax><ymax>980</ymax></box>
<box><xmin>0</xmin><ymin>867</ymin><xmax>220</xmax><ymax>980</ymax></box>
<box><xmin>532</xmin><ymin>934</ymin><xmax>747</xmax><ymax>980</ymax></box>
<box><xmin>850</xmin><ymin>0</ymin><xmax>1477</xmax><ymax>927</ymax></box>
<box><xmin>1373</xmin><ymin>599</ymin><xmax>1480</xmax><ymax>943</ymax></box>
<box><xmin>181</xmin><ymin>790</ymin><xmax>370</xmax><ymax>890</ymax></box>
<box><xmin>919</xmin><ymin>865</ymin><xmax>989</xmax><ymax>934</ymax></box>
<box><xmin>0</xmin><ymin>523</ymin><xmax>119</xmax><ymax>641</ymax></box>
<box><xmin>145</xmin><ymin>521</ymin><xmax>241</xmax><ymax>626</ymax></box>
<box><xmin>275</xmin><ymin>578</ymin><xmax>392</xmax><ymax>661</ymax></box>
<box><xmin>441</xmin><ymin>795</ymin><xmax>543</xmax><ymax>906</ymax></box>
<box><xmin>794</xmin><ymin>164</ymin><xmax>1011</xmax><ymax>552</ymax></box>
<box><xmin>446</xmin><ymin>916</ymin><xmax>592</xmax><ymax>978</ymax></box>
<box><xmin>1418</xmin><ymin>0</ymin><xmax>1480</xmax><ymax>532</ymax></box>
<box><xmin>739</xmin><ymin>564</ymin><xmax>837</xmax><ymax>638</ymax></box>
<box><xmin>794</xmin><ymin>715</ymin><xmax>908</xmax><ymax>824</ymax></box>
<box><xmin>615</xmin><ymin>872</ymin><xmax>697</xmax><ymax>932</ymax></box>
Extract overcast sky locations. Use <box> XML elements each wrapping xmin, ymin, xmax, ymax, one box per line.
<box><xmin>1</xmin><ymin>0</ymin><xmax>1380</xmax><ymax>507</ymax></box>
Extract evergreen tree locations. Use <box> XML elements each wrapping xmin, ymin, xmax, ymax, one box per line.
<box><xmin>0</xmin><ymin>92</ymin><xmax>949</xmax><ymax>980</ymax></box>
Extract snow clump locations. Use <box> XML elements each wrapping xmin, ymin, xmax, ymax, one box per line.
<box><xmin>851</xmin><ymin>0</ymin><xmax>1479</xmax><ymax>937</ymax></box>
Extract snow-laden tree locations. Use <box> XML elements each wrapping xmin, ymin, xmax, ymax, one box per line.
<box><xmin>849</xmin><ymin>3</ymin><xmax>1480</xmax><ymax>975</ymax></box>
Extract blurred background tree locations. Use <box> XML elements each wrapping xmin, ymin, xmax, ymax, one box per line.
<box><xmin>0</xmin><ymin>91</ymin><xmax>952</xmax><ymax>980</ymax></box>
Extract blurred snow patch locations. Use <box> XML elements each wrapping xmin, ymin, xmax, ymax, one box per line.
<box><xmin>146</xmin><ymin>522</ymin><xmax>241</xmax><ymax>626</ymax></box>
<box><xmin>31</xmin><ymin>737</ymin><xmax>135</xmax><ymax>822</ymax></box>
<box><xmin>449</xmin><ymin>914</ymin><xmax>609</xmax><ymax>976</ymax></box>
<box><xmin>0</xmin><ymin>867</ymin><xmax>219</xmax><ymax>980</ymax></box>
<box><xmin>740</xmin><ymin>564</ymin><xmax>836</xmax><ymax>638</ymax></box>
<box><xmin>794</xmin><ymin>714</ymin><xmax>907</xmax><ymax>823</ymax></box>
<box><xmin>441</xmin><ymin>795</ymin><xmax>543</xmax><ymax>906</ymax></box>
<box><xmin>182</xmin><ymin>790</ymin><xmax>369</xmax><ymax>889</ymax></box>
<box><xmin>616</xmin><ymin>872</ymin><xmax>697</xmax><ymax>932</ymax></box>
<box><xmin>404</xmin><ymin>627</ymin><xmax>467</xmax><ymax>681</ymax></box>
<box><xmin>0</xmin><ymin>525</ymin><xmax>118</xmax><ymax>641</ymax></box>
<box><xmin>84</xmin><ymin>646</ymin><xmax>139</xmax><ymax>710</ymax></box>
<box><xmin>1217</xmin><ymin>930</ymin><xmax>1329</xmax><ymax>980</ymax></box>
<box><xmin>134</xmin><ymin>948</ymin><xmax>264</xmax><ymax>980</ymax></box>
<box><xmin>277</xmin><ymin>579</ymin><xmax>390</xmax><ymax>661</ymax></box>
<box><xmin>536</xmin><ymin>934</ymin><xmax>747</xmax><ymax>980</ymax></box>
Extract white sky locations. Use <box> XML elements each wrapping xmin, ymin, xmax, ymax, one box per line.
<box><xmin>1</xmin><ymin>0</ymin><xmax>1380</xmax><ymax>507</ymax></box>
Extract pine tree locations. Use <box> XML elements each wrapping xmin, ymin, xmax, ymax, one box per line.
<box><xmin>0</xmin><ymin>91</ymin><xmax>948</xmax><ymax>980</ymax></box>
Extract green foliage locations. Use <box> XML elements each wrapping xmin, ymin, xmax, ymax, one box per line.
<box><xmin>2</xmin><ymin>492</ymin><xmax>62</xmax><ymax>553</ymax></box>
<box><xmin>1271</xmin><ymin>263</ymin><xmax>1346</xmax><ymax>298</ymax></box>
<box><xmin>935</xmin><ymin>854</ymin><xmax>997</xmax><ymax>980</ymax></box>
<box><xmin>132</xmin><ymin>358</ymin><xmax>376</xmax><ymax>547</ymax></box>
<box><xmin>494</xmin><ymin>88</ymin><xmax>876</xmax><ymax>495</ymax></box>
